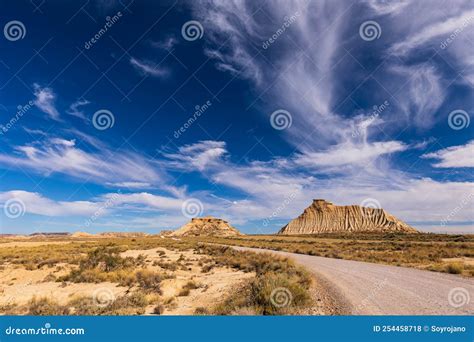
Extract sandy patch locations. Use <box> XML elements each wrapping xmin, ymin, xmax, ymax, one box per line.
<box><xmin>0</xmin><ymin>246</ymin><xmax>253</xmax><ymax>315</ymax></box>
<box><xmin>122</xmin><ymin>247</ymin><xmax>254</xmax><ymax>315</ymax></box>
<box><xmin>0</xmin><ymin>264</ymin><xmax>127</xmax><ymax>306</ymax></box>
<box><xmin>0</xmin><ymin>241</ymin><xmax>73</xmax><ymax>248</ymax></box>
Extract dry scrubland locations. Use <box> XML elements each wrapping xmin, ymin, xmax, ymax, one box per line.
<box><xmin>0</xmin><ymin>237</ymin><xmax>318</xmax><ymax>315</ymax></box>
<box><xmin>0</xmin><ymin>232</ymin><xmax>472</xmax><ymax>316</ymax></box>
<box><xmin>196</xmin><ymin>233</ymin><xmax>474</xmax><ymax>277</ymax></box>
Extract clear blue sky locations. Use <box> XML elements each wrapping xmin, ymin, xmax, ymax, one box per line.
<box><xmin>0</xmin><ymin>0</ymin><xmax>473</xmax><ymax>234</ymax></box>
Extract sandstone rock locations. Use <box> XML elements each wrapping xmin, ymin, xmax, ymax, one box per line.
<box><xmin>279</xmin><ymin>199</ymin><xmax>417</xmax><ymax>234</ymax></box>
<box><xmin>171</xmin><ymin>216</ymin><xmax>242</xmax><ymax>237</ymax></box>
<box><xmin>71</xmin><ymin>231</ymin><xmax>94</xmax><ymax>238</ymax></box>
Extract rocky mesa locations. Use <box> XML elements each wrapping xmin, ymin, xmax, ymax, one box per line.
<box><xmin>279</xmin><ymin>199</ymin><xmax>417</xmax><ymax>235</ymax></box>
<box><xmin>170</xmin><ymin>216</ymin><xmax>242</xmax><ymax>237</ymax></box>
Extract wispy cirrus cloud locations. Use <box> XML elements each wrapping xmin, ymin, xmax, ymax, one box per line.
<box><xmin>151</xmin><ymin>36</ymin><xmax>178</xmax><ymax>50</ymax></box>
<box><xmin>389</xmin><ymin>9</ymin><xmax>474</xmax><ymax>56</ymax></box>
<box><xmin>364</xmin><ymin>0</ymin><xmax>410</xmax><ymax>15</ymax></box>
<box><xmin>163</xmin><ymin>140</ymin><xmax>227</xmax><ymax>171</ymax></box>
<box><xmin>294</xmin><ymin>140</ymin><xmax>407</xmax><ymax>170</ymax></box>
<box><xmin>67</xmin><ymin>99</ymin><xmax>90</xmax><ymax>120</ymax></box>
<box><xmin>422</xmin><ymin>140</ymin><xmax>474</xmax><ymax>168</ymax></box>
<box><xmin>33</xmin><ymin>84</ymin><xmax>60</xmax><ymax>121</ymax></box>
<box><xmin>390</xmin><ymin>64</ymin><xmax>446</xmax><ymax>129</ymax></box>
<box><xmin>130</xmin><ymin>57</ymin><xmax>169</xmax><ymax>78</ymax></box>
<box><xmin>0</xmin><ymin>134</ymin><xmax>174</xmax><ymax>193</ymax></box>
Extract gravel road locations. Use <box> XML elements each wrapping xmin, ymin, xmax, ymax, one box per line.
<box><xmin>233</xmin><ymin>246</ymin><xmax>474</xmax><ymax>315</ymax></box>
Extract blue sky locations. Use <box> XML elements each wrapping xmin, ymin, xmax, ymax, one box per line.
<box><xmin>0</xmin><ymin>0</ymin><xmax>473</xmax><ymax>234</ymax></box>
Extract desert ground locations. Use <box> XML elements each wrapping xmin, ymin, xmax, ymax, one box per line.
<box><xmin>0</xmin><ymin>232</ymin><xmax>472</xmax><ymax>316</ymax></box>
<box><xmin>0</xmin><ymin>236</ymin><xmax>331</xmax><ymax>315</ymax></box>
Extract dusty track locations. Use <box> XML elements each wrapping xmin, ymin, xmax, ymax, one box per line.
<box><xmin>233</xmin><ymin>246</ymin><xmax>474</xmax><ymax>315</ymax></box>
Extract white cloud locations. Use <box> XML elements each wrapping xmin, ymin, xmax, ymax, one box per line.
<box><xmin>294</xmin><ymin>140</ymin><xmax>407</xmax><ymax>169</ymax></box>
<box><xmin>0</xmin><ymin>190</ymin><xmax>99</xmax><ymax>217</ymax></box>
<box><xmin>391</xmin><ymin>64</ymin><xmax>445</xmax><ymax>129</ymax></box>
<box><xmin>364</xmin><ymin>0</ymin><xmax>410</xmax><ymax>15</ymax></box>
<box><xmin>194</xmin><ymin>1</ymin><xmax>264</xmax><ymax>84</ymax></box>
<box><xmin>67</xmin><ymin>99</ymin><xmax>90</xmax><ymax>120</ymax></box>
<box><xmin>33</xmin><ymin>84</ymin><xmax>60</xmax><ymax>121</ymax></box>
<box><xmin>23</xmin><ymin>127</ymin><xmax>48</xmax><ymax>136</ymax></box>
<box><xmin>387</xmin><ymin>3</ymin><xmax>474</xmax><ymax>86</ymax></box>
<box><xmin>163</xmin><ymin>140</ymin><xmax>227</xmax><ymax>171</ymax></box>
<box><xmin>0</xmin><ymin>136</ymin><xmax>170</xmax><ymax>191</ymax></box>
<box><xmin>130</xmin><ymin>57</ymin><xmax>168</xmax><ymax>77</ymax></box>
<box><xmin>422</xmin><ymin>140</ymin><xmax>474</xmax><ymax>168</ymax></box>
<box><xmin>102</xmin><ymin>192</ymin><xmax>184</xmax><ymax>211</ymax></box>
<box><xmin>151</xmin><ymin>36</ymin><xmax>178</xmax><ymax>50</ymax></box>
<box><xmin>106</xmin><ymin>182</ymin><xmax>153</xmax><ymax>189</ymax></box>
<box><xmin>389</xmin><ymin>9</ymin><xmax>474</xmax><ymax>55</ymax></box>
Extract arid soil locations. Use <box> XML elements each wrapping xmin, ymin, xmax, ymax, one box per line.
<box><xmin>0</xmin><ymin>244</ymin><xmax>254</xmax><ymax>315</ymax></box>
<box><xmin>120</xmin><ymin>248</ymin><xmax>254</xmax><ymax>315</ymax></box>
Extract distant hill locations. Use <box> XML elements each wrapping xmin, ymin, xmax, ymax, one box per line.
<box><xmin>29</xmin><ymin>232</ymin><xmax>71</xmax><ymax>237</ymax></box>
<box><xmin>279</xmin><ymin>199</ymin><xmax>417</xmax><ymax>235</ymax></box>
<box><xmin>97</xmin><ymin>232</ymin><xmax>150</xmax><ymax>238</ymax></box>
<box><xmin>71</xmin><ymin>231</ymin><xmax>94</xmax><ymax>238</ymax></box>
<box><xmin>170</xmin><ymin>216</ymin><xmax>242</xmax><ymax>237</ymax></box>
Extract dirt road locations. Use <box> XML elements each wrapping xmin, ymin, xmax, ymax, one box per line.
<box><xmin>233</xmin><ymin>246</ymin><xmax>474</xmax><ymax>315</ymax></box>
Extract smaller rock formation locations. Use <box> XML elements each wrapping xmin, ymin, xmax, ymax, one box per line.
<box><xmin>170</xmin><ymin>216</ymin><xmax>242</xmax><ymax>237</ymax></box>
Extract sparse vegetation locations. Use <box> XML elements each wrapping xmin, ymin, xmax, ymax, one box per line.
<box><xmin>153</xmin><ymin>304</ymin><xmax>164</xmax><ymax>315</ymax></box>
<box><xmin>194</xmin><ymin>306</ymin><xmax>209</xmax><ymax>315</ymax></box>
<box><xmin>68</xmin><ymin>291</ymin><xmax>151</xmax><ymax>315</ymax></box>
<box><xmin>1</xmin><ymin>231</ymin><xmax>470</xmax><ymax>316</ymax></box>
<box><xmin>178</xmin><ymin>288</ymin><xmax>191</xmax><ymax>297</ymax></box>
<box><xmin>27</xmin><ymin>297</ymin><xmax>70</xmax><ymax>315</ymax></box>
<box><xmin>195</xmin><ymin>245</ymin><xmax>312</xmax><ymax>315</ymax></box>
<box><xmin>444</xmin><ymin>263</ymin><xmax>464</xmax><ymax>274</ymax></box>
<box><xmin>58</xmin><ymin>246</ymin><xmax>146</xmax><ymax>283</ymax></box>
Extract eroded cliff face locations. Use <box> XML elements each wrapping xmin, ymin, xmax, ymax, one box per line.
<box><xmin>170</xmin><ymin>216</ymin><xmax>242</xmax><ymax>237</ymax></box>
<box><xmin>279</xmin><ymin>199</ymin><xmax>417</xmax><ymax>234</ymax></box>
